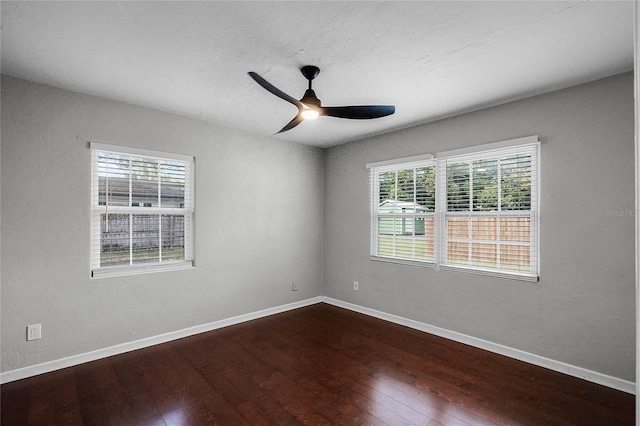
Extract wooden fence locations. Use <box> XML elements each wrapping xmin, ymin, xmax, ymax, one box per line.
<box><xmin>379</xmin><ymin>216</ymin><xmax>531</xmax><ymax>268</ymax></box>
<box><xmin>101</xmin><ymin>214</ymin><xmax>184</xmax><ymax>251</ymax></box>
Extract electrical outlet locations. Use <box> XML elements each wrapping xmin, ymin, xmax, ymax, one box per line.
<box><xmin>27</xmin><ymin>324</ymin><xmax>41</xmax><ymax>341</ymax></box>
<box><xmin>292</xmin><ymin>282</ymin><xmax>298</xmax><ymax>291</ymax></box>
<box><xmin>353</xmin><ymin>281</ymin><xmax>359</xmax><ymax>291</ymax></box>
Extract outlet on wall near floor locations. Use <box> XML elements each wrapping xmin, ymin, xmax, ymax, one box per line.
<box><xmin>292</xmin><ymin>282</ymin><xmax>298</xmax><ymax>291</ymax></box>
<box><xmin>353</xmin><ymin>281</ymin><xmax>359</xmax><ymax>291</ymax></box>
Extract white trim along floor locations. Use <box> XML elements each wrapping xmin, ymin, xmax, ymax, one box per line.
<box><xmin>1</xmin><ymin>296</ymin><xmax>635</xmax><ymax>395</ymax></box>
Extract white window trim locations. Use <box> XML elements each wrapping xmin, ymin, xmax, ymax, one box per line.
<box><xmin>89</xmin><ymin>142</ymin><xmax>195</xmax><ymax>278</ymax></box>
<box><xmin>369</xmin><ymin>136</ymin><xmax>540</xmax><ymax>282</ymax></box>
<box><xmin>435</xmin><ymin>135</ymin><xmax>539</xmax><ymax>158</ymax></box>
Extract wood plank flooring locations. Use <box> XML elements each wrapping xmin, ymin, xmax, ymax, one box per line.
<box><xmin>1</xmin><ymin>303</ymin><xmax>634</xmax><ymax>425</ymax></box>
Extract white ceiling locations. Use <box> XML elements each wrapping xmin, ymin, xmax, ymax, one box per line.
<box><xmin>1</xmin><ymin>1</ymin><xmax>634</xmax><ymax>148</ymax></box>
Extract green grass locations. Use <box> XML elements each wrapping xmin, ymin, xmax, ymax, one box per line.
<box><xmin>378</xmin><ymin>236</ymin><xmax>434</xmax><ymax>261</ymax></box>
<box><xmin>378</xmin><ymin>235</ymin><xmax>529</xmax><ymax>271</ymax></box>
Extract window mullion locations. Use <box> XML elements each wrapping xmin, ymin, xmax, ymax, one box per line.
<box><xmin>393</xmin><ymin>171</ymin><xmax>398</xmax><ymax>258</ymax></box>
<box><xmin>434</xmin><ymin>159</ymin><xmax>446</xmax><ymax>268</ymax></box>
<box><xmin>496</xmin><ymin>214</ymin><xmax>502</xmax><ymax>269</ymax></box>
<box><xmin>105</xmin><ymin>154</ymin><xmax>110</xmax><ymax>232</ymax></box>
<box><xmin>129</xmin><ymin>213</ymin><xmax>133</xmax><ymax>265</ymax></box>
<box><xmin>157</xmin><ymin>160</ymin><xmax>161</xmax><ymax>208</ymax></box>
<box><xmin>128</xmin><ymin>157</ymin><xmax>132</xmax><ymax>208</ymax></box>
<box><xmin>157</xmin><ymin>160</ymin><xmax>162</xmax><ymax>263</ymax></box>
<box><xmin>468</xmin><ymin>162</ymin><xmax>472</xmax><ymax>266</ymax></box>
<box><xmin>497</xmin><ymin>157</ymin><xmax>502</xmax><ymax>213</ymax></box>
<box><xmin>158</xmin><ymin>213</ymin><xmax>163</xmax><ymax>262</ymax></box>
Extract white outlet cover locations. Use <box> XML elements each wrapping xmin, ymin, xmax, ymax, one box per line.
<box><xmin>27</xmin><ymin>324</ymin><xmax>41</xmax><ymax>341</ymax></box>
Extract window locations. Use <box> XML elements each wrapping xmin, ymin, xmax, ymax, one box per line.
<box><xmin>373</xmin><ymin>157</ymin><xmax>436</xmax><ymax>263</ymax></box>
<box><xmin>90</xmin><ymin>143</ymin><xmax>195</xmax><ymax>278</ymax></box>
<box><xmin>369</xmin><ymin>136</ymin><xmax>539</xmax><ymax>281</ymax></box>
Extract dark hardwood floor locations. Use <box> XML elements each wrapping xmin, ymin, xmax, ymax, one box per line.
<box><xmin>1</xmin><ymin>303</ymin><xmax>634</xmax><ymax>425</ymax></box>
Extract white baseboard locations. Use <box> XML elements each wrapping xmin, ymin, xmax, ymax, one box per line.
<box><xmin>322</xmin><ymin>297</ymin><xmax>636</xmax><ymax>395</ymax></box>
<box><xmin>0</xmin><ymin>296</ymin><xmax>323</xmax><ymax>384</ymax></box>
<box><xmin>3</xmin><ymin>295</ymin><xmax>634</xmax><ymax>395</ymax></box>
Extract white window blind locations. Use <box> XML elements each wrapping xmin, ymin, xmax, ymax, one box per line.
<box><xmin>437</xmin><ymin>143</ymin><xmax>539</xmax><ymax>280</ymax></box>
<box><xmin>90</xmin><ymin>143</ymin><xmax>195</xmax><ymax>278</ymax></box>
<box><xmin>370</xmin><ymin>159</ymin><xmax>437</xmax><ymax>265</ymax></box>
<box><xmin>369</xmin><ymin>137</ymin><xmax>540</xmax><ymax>281</ymax></box>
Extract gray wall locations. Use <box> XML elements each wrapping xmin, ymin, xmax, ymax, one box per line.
<box><xmin>323</xmin><ymin>73</ymin><xmax>635</xmax><ymax>381</ymax></box>
<box><xmin>2</xmin><ymin>72</ymin><xmax>635</xmax><ymax>383</ymax></box>
<box><xmin>0</xmin><ymin>75</ymin><xmax>325</xmax><ymax>372</ymax></box>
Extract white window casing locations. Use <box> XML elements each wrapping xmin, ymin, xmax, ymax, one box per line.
<box><xmin>368</xmin><ymin>136</ymin><xmax>540</xmax><ymax>282</ymax></box>
<box><xmin>90</xmin><ymin>142</ymin><xmax>195</xmax><ymax>278</ymax></box>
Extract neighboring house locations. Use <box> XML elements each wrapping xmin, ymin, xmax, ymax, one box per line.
<box><xmin>378</xmin><ymin>199</ymin><xmax>427</xmax><ymax>236</ymax></box>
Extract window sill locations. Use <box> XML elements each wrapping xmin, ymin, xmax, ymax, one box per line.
<box><xmin>370</xmin><ymin>255</ymin><xmax>435</xmax><ymax>268</ymax></box>
<box><xmin>437</xmin><ymin>264</ymin><xmax>539</xmax><ymax>282</ymax></box>
<box><xmin>91</xmin><ymin>260</ymin><xmax>194</xmax><ymax>279</ymax></box>
<box><xmin>370</xmin><ymin>256</ymin><xmax>539</xmax><ymax>282</ymax></box>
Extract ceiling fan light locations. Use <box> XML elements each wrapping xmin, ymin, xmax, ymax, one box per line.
<box><xmin>301</xmin><ymin>109</ymin><xmax>319</xmax><ymax>120</ymax></box>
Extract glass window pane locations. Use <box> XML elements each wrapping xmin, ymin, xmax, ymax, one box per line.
<box><xmin>100</xmin><ymin>214</ymin><xmax>130</xmax><ymax>267</ymax></box>
<box><xmin>398</xmin><ymin>217</ymin><xmax>415</xmax><ymax>236</ymax></box>
<box><xmin>395</xmin><ymin>237</ymin><xmax>414</xmax><ymax>259</ymax></box>
<box><xmin>424</xmin><ymin>217</ymin><xmax>434</xmax><ymax>238</ymax></box>
<box><xmin>396</xmin><ymin>169</ymin><xmax>415</xmax><ymax>203</ymax></box>
<box><xmin>500</xmin><ymin>217</ymin><xmax>530</xmax><ymax>242</ymax></box>
<box><xmin>447</xmin><ymin>162</ymin><xmax>470</xmax><ymax>212</ymax></box>
<box><xmin>447</xmin><ymin>217</ymin><xmax>469</xmax><ymax>239</ymax></box>
<box><xmin>501</xmin><ymin>154</ymin><xmax>532</xmax><ymax>210</ymax></box>
<box><xmin>472</xmin><ymin>158</ymin><xmax>498</xmax><ymax>211</ymax></box>
<box><xmin>447</xmin><ymin>241</ymin><xmax>469</xmax><ymax>265</ymax></box>
<box><xmin>378</xmin><ymin>217</ymin><xmax>395</xmax><ymax>236</ymax></box>
<box><xmin>99</xmin><ymin>153</ymin><xmax>130</xmax><ymax>207</ymax></box>
<box><xmin>162</xmin><ymin>215</ymin><xmax>185</xmax><ymax>261</ymax></box>
<box><xmin>161</xmin><ymin>162</ymin><xmax>186</xmax><ymax>208</ymax></box>
<box><xmin>413</xmin><ymin>217</ymin><xmax>425</xmax><ymax>236</ymax></box>
<box><xmin>378</xmin><ymin>171</ymin><xmax>395</xmax><ymax>204</ymax></box>
<box><xmin>500</xmin><ymin>244</ymin><xmax>531</xmax><ymax>271</ymax></box>
<box><xmin>416</xmin><ymin>166</ymin><xmax>436</xmax><ymax>212</ymax></box>
<box><xmin>378</xmin><ymin>235</ymin><xmax>394</xmax><ymax>257</ymax></box>
<box><xmin>131</xmin><ymin>214</ymin><xmax>159</xmax><ymax>264</ymax></box>
<box><xmin>472</xmin><ymin>217</ymin><xmax>496</xmax><ymax>240</ymax></box>
<box><xmin>472</xmin><ymin>243</ymin><xmax>497</xmax><ymax>267</ymax></box>
<box><xmin>131</xmin><ymin>158</ymin><xmax>158</xmax><ymax>207</ymax></box>
<box><xmin>414</xmin><ymin>238</ymin><xmax>434</xmax><ymax>261</ymax></box>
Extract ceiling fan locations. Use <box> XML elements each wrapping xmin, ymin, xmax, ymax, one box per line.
<box><xmin>248</xmin><ymin>65</ymin><xmax>395</xmax><ymax>134</ymax></box>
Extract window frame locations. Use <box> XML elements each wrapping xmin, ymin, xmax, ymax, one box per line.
<box><xmin>368</xmin><ymin>136</ymin><xmax>540</xmax><ymax>282</ymax></box>
<box><xmin>90</xmin><ymin>142</ymin><xmax>195</xmax><ymax>278</ymax></box>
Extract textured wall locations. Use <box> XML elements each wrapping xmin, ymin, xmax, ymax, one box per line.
<box><xmin>323</xmin><ymin>73</ymin><xmax>635</xmax><ymax>381</ymax></box>
<box><xmin>0</xmin><ymin>75</ymin><xmax>324</xmax><ymax>372</ymax></box>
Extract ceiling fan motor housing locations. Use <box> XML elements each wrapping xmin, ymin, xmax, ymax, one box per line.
<box><xmin>301</xmin><ymin>89</ymin><xmax>321</xmax><ymax>108</ymax></box>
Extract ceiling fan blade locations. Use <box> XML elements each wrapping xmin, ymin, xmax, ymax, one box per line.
<box><xmin>321</xmin><ymin>105</ymin><xmax>395</xmax><ymax>119</ymax></box>
<box><xmin>248</xmin><ymin>72</ymin><xmax>304</xmax><ymax>109</ymax></box>
<box><xmin>276</xmin><ymin>114</ymin><xmax>304</xmax><ymax>134</ymax></box>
